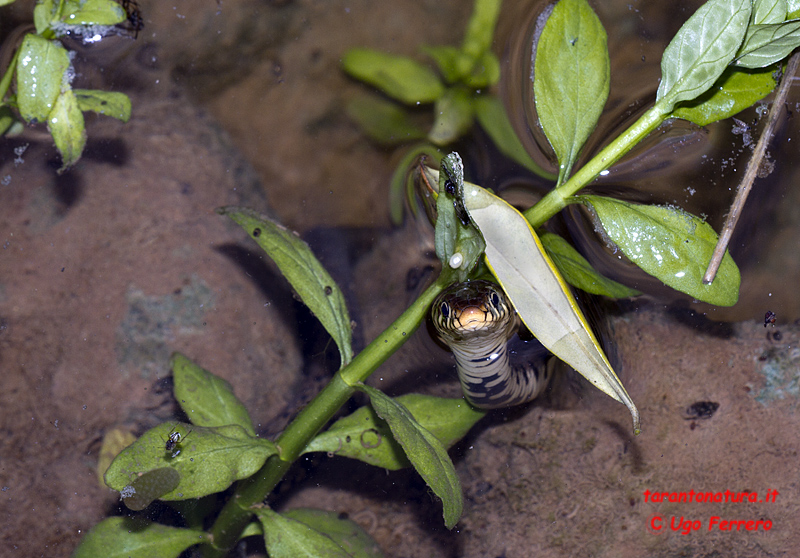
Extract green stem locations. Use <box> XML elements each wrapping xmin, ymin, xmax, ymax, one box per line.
<box><xmin>203</xmin><ymin>273</ymin><xmax>452</xmax><ymax>556</ymax></box>
<box><xmin>0</xmin><ymin>48</ymin><xmax>19</xmax><ymax>104</ymax></box>
<box><xmin>523</xmin><ymin>104</ymin><xmax>669</xmax><ymax>228</ymax></box>
<box><xmin>339</xmin><ymin>272</ymin><xmax>452</xmax><ymax>386</ymax></box>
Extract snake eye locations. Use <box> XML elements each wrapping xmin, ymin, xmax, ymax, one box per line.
<box><xmin>440</xmin><ymin>301</ymin><xmax>450</xmax><ymax>319</ymax></box>
<box><xmin>490</xmin><ymin>291</ymin><xmax>501</xmax><ymax>308</ymax></box>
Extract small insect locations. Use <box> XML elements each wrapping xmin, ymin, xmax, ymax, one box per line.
<box><xmin>684</xmin><ymin>401</ymin><xmax>720</xmax><ymax>421</ymax></box>
<box><xmin>441</xmin><ymin>154</ymin><xmax>471</xmax><ymax>226</ymax></box>
<box><xmin>164</xmin><ymin>426</ymin><xmax>190</xmax><ymax>458</ymax></box>
<box><xmin>764</xmin><ymin>311</ymin><xmax>776</xmax><ymax>328</ymax></box>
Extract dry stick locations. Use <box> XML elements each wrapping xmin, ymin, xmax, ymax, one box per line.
<box><xmin>703</xmin><ymin>52</ymin><xmax>800</xmax><ymax>284</ymax></box>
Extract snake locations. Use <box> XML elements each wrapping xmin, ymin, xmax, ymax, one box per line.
<box><xmin>431</xmin><ymin>280</ymin><xmax>552</xmax><ymax>409</ymax></box>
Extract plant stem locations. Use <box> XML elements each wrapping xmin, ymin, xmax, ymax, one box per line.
<box><xmin>0</xmin><ymin>52</ymin><xmax>17</xmax><ymax>105</ymax></box>
<box><xmin>523</xmin><ymin>104</ymin><xmax>669</xmax><ymax>228</ymax></box>
<box><xmin>203</xmin><ymin>273</ymin><xmax>452</xmax><ymax>556</ymax></box>
<box><xmin>702</xmin><ymin>52</ymin><xmax>800</xmax><ymax>284</ymax></box>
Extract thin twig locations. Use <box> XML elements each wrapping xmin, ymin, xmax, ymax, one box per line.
<box><xmin>703</xmin><ymin>52</ymin><xmax>800</xmax><ymax>284</ymax></box>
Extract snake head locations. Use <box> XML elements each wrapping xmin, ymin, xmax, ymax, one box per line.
<box><xmin>432</xmin><ymin>280</ymin><xmax>515</xmax><ymax>342</ymax></box>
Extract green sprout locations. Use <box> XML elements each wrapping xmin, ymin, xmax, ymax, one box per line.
<box><xmin>74</xmin><ymin>0</ymin><xmax>800</xmax><ymax>556</ymax></box>
<box><xmin>0</xmin><ymin>0</ymin><xmax>133</xmax><ymax>172</ymax></box>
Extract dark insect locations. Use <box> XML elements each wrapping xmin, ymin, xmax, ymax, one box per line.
<box><xmin>118</xmin><ymin>0</ymin><xmax>144</xmax><ymax>39</ymax></box>
<box><xmin>764</xmin><ymin>311</ymin><xmax>776</xmax><ymax>327</ymax></box>
<box><xmin>442</xmin><ymin>164</ymin><xmax>471</xmax><ymax>226</ymax></box>
<box><xmin>164</xmin><ymin>426</ymin><xmax>189</xmax><ymax>458</ymax></box>
<box><xmin>452</xmin><ymin>200</ymin><xmax>470</xmax><ymax>226</ymax></box>
<box><xmin>684</xmin><ymin>401</ymin><xmax>720</xmax><ymax>420</ymax></box>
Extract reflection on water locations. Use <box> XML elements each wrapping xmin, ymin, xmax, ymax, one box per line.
<box><xmin>493</xmin><ymin>0</ymin><xmax>800</xmax><ymax>319</ymax></box>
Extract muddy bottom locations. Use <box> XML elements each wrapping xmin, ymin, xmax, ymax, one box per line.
<box><xmin>2</xmin><ymin>0</ymin><xmax>800</xmax><ymax>557</ymax></box>
<box><xmin>283</xmin><ymin>306</ymin><xmax>800</xmax><ymax>558</ymax></box>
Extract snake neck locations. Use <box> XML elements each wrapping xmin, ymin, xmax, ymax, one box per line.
<box><xmin>431</xmin><ymin>280</ymin><xmax>552</xmax><ymax>410</ymax></box>
<box><xmin>450</xmin><ymin>335</ymin><xmax>550</xmax><ymax>409</ymax></box>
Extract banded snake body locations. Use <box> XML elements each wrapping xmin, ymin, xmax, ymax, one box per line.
<box><xmin>431</xmin><ymin>280</ymin><xmax>552</xmax><ymax>409</ymax></box>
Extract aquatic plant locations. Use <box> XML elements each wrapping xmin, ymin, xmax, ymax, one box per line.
<box><xmin>0</xmin><ymin>0</ymin><xmax>133</xmax><ymax>171</ymax></box>
<box><xmin>341</xmin><ymin>0</ymin><xmax>555</xmax><ymax>224</ymax></box>
<box><xmin>74</xmin><ymin>0</ymin><xmax>800</xmax><ymax>556</ymax></box>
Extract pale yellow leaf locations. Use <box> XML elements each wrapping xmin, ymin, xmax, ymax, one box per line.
<box><xmin>462</xmin><ymin>182</ymin><xmax>640</xmax><ymax>434</ymax></box>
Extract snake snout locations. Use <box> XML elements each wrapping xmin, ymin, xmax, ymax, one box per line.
<box><xmin>457</xmin><ymin>306</ymin><xmax>493</xmax><ymax>331</ymax></box>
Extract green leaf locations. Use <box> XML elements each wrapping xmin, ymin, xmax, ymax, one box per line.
<box><xmin>104</xmin><ymin>422</ymin><xmax>278</xmax><ymax>500</ymax></box>
<box><xmin>422</xmin><ymin>0</ymin><xmax>501</xmax><ymax>88</ymax></box>
<box><xmin>16</xmin><ymin>34</ymin><xmax>70</xmax><ymax>123</ymax></box>
<box><xmin>461</xmin><ymin>181</ymin><xmax>640</xmax><ymax>434</ymax></box>
<box><xmin>240</xmin><ymin>521</ymin><xmax>264</xmax><ymax>538</ymax></box>
<box><xmin>540</xmin><ymin>232</ymin><xmax>641</xmax><ymax>298</ymax></box>
<box><xmin>73</xmin><ymin>517</ymin><xmax>209</xmax><ymax>558</ymax></box>
<box><xmin>96</xmin><ymin>427</ymin><xmax>136</xmax><ymax>487</ymax></box>
<box><xmin>734</xmin><ymin>20</ymin><xmax>800</xmax><ymax>68</ymax></box>
<box><xmin>255</xmin><ymin>507</ymin><xmax>353</xmax><ymax>558</ymax></box>
<box><xmin>342</xmin><ymin>48</ymin><xmax>444</xmax><ymax>105</ymax></box>
<box><xmin>461</xmin><ymin>50</ymin><xmax>501</xmax><ymax>89</ymax></box>
<box><xmin>790</xmin><ymin>0</ymin><xmax>800</xmax><ymax>18</ymax></box>
<box><xmin>656</xmin><ymin>0</ymin><xmax>751</xmax><ymax>110</ymax></box>
<box><xmin>218</xmin><ymin>207</ymin><xmax>353</xmax><ymax>367</ymax></box>
<box><xmin>392</xmin><ymin>394</ymin><xmax>486</xmax><ymax>451</ymax></box>
<box><xmin>120</xmin><ymin>467</ymin><xmax>181</xmax><ymax>511</ymax></box>
<box><xmin>389</xmin><ymin>144</ymin><xmax>442</xmax><ymax>225</ymax></box>
<box><xmin>61</xmin><ymin>0</ymin><xmax>126</xmax><ymax>25</ymax></box>
<box><xmin>284</xmin><ymin>508</ymin><xmax>385</xmax><ymax>558</ymax></box>
<box><xmin>171</xmin><ymin>352</ymin><xmax>256</xmax><ymax>436</ymax></box>
<box><xmin>460</xmin><ymin>0</ymin><xmax>502</xmax><ymax>66</ymax></box>
<box><xmin>428</xmin><ymin>86</ymin><xmax>475</xmax><ymax>145</ymax></box>
<box><xmin>422</xmin><ymin>45</ymin><xmax>465</xmax><ymax>84</ymax></box>
<box><xmin>671</xmin><ymin>65</ymin><xmax>777</xmax><ymax>125</ymax></box>
<box><xmin>473</xmin><ymin>96</ymin><xmax>555</xmax><ymax>179</ymax></box>
<box><xmin>533</xmin><ymin>0</ymin><xmax>610</xmax><ymax>183</ymax></box>
<box><xmin>581</xmin><ymin>195</ymin><xmax>740</xmax><ymax>306</ymax></box>
<box><xmin>346</xmin><ymin>94</ymin><xmax>426</xmax><ymax>145</ymax></box>
<box><xmin>433</xmin><ymin>154</ymin><xmax>486</xmax><ymax>282</ymax></box>
<box><xmin>753</xmin><ymin>0</ymin><xmax>787</xmax><ymax>24</ymax></box>
<box><xmin>0</xmin><ymin>0</ymin><xmax>17</xmax><ymax>6</ymax></box>
<box><xmin>48</xmin><ymin>88</ymin><xmax>87</xmax><ymax>172</ymax></box>
<box><xmin>356</xmin><ymin>384</ymin><xmax>463</xmax><ymax>529</ymax></box>
<box><xmin>0</xmin><ymin>105</ymin><xmax>15</xmax><ymax>136</ymax></box>
<box><xmin>434</xmin><ymin>155</ymin><xmax>462</xmax><ymax>266</ymax></box>
<box><xmin>304</xmin><ymin>394</ymin><xmax>485</xmax><ymax>470</ymax></box>
<box><xmin>74</xmin><ymin>89</ymin><xmax>132</xmax><ymax>121</ymax></box>
<box><xmin>306</xmin><ymin>402</ymin><xmax>405</xmax><ymax>468</ymax></box>
<box><xmin>33</xmin><ymin>0</ymin><xmax>56</xmax><ymax>34</ymax></box>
